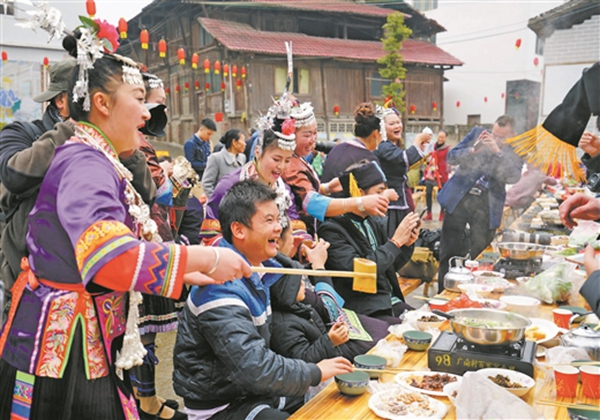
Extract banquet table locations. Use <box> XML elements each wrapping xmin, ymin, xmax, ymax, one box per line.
<box><xmin>289</xmin><ymin>287</ymin><xmax>595</xmax><ymax>420</ymax></box>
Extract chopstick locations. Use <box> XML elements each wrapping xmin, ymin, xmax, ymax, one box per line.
<box><xmin>354</xmin><ymin>367</ymin><xmax>413</xmax><ymax>374</ymax></box>
<box><xmin>569</xmin><ymin>361</ymin><xmax>600</xmax><ymax>367</ymax></box>
<box><xmin>251</xmin><ymin>266</ymin><xmax>375</xmax><ymax>279</ymax></box>
<box><xmin>536</xmin><ymin>400</ymin><xmax>600</xmax><ymax>412</ymax></box>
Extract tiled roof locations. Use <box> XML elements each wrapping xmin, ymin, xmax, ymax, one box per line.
<box><xmin>200</xmin><ymin>18</ymin><xmax>463</xmax><ymax>67</ymax></box>
<box><xmin>528</xmin><ymin>0</ymin><xmax>600</xmax><ymax>38</ymax></box>
<box><xmin>243</xmin><ymin>0</ymin><xmax>397</xmax><ymax>18</ymax></box>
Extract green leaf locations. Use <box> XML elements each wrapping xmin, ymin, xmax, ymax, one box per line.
<box><xmin>101</xmin><ymin>38</ymin><xmax>114</xmax><ymax>52</ymax></box>
<box><xmin>79</xmin><ymin>16</ymin><xmax>99</xmax><ymax>32</ymax></box>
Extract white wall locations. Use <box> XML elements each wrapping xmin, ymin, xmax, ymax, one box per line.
<box><xmin>422</xmin><ymin>0</ymin><xmax>565</xmax><ymax>126</ymax></box>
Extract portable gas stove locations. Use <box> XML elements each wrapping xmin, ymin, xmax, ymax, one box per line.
<box><xmin>493</xmin><ymin>257</ymin><xmax>543</xmax><ymax>279</ymax></box>
<box><xmin>428</xmin><ymin>332</ymin><xmax>536</xmax><ymax>377</ymax></box>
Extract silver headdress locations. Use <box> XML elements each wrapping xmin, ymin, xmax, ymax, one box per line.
<box><xmin>290</xmin><ymin>102</ymin><xmax>316</xmax><ymax>129</ymax></box>
<box><xmin>144</xmin><ymin>74</ymin><xmax>164</xmax><ymax>91</ymax></box>
<box><xmin>15</xmin><ymin>1</ymin><xmax>142</xmax><ymax>111</ymax></box>
<box><xmin>15</xmin><ymin>0</ymin><xmax>66</xmax><ymax>41</ymax></box>
<box><xmin>255</xmin><ymin>41</ymin><xmax>297</xmax><ymax>152</ymax></box>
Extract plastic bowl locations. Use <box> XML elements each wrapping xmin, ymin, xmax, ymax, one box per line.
<box><xmin>403</xmin><ymin>330</ymin><xmax>432</xmax><ymax>351</ymax></box>
<box><xmin>499</xmin><ymin>295</ymin><xmax>541</xmax><ymax>317</ymax></box>
<box><xmin>416</xmin><ymin>314</ymin><xmax>445</xmax><ymax>331</ymax></box>
<box><xmin>428</xmin><ymin>298</ymin><xmax>449</xmax><ymax>312</ymax></box>
<box><xmin>457</xmin><ymin>283</ymin><xmax>494</xmax><ymax>298</ymax></box>
<box><xmin>478</xmin><ymin>368</ymin><xmax>535</xmax><ymax>397</ymax></box>
<box><xmin>335</xmin><ymin>371</ymin><xmax>370</xmax><ymax>396</ymax></box>
<box><xmin>354</xmin><ymin>355</ymin><xmax>386</xmax><ymax>379</ymax></box>
<box><xmin>443</xmin><ymin>381</ymin><xmax>461</xmax><ymax>404</ymax></box>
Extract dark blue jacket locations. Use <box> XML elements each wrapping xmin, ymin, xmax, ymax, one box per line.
<box><xmin>184</xmin><ymin>134</ymin><xmax>211</xmax><ymax>178</ymax></box>
<box><xmin>437</xmin><ymin>127</ymin><xmax>522</xmax><ymax>229</ymax></box>
<box><xmin>173</xmin><ymin>239</ymin><xmax>321</xmax><ymax>409</ymax></box>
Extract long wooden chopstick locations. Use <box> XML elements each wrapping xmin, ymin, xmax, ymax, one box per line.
<box><xmin>354</xmin><ymin>367</ymin><xmax>413</xmax><ymax>374</ymax></box>
<box><xmin>536</xmin><ymin>400</ymin><xmax>600</xmax><ymax>412</ymax></box>
<box><xmin>251</xmin><ymin>266</ymin><xmax>375</xmax><ymax>279</ymax></box>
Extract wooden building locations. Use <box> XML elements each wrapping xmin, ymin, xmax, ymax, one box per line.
<box><xmin>120</xmin><ymin>0</ymin><xmax>463</xmax><ymax>143</ymax></box>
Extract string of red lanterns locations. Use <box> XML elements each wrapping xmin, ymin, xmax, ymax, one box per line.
<box><xmin>158</xmin><ymin>39</ymin><xmax>167</xmax><ymax>58</ymax></box>
<box><xmin>2</xmin><ymin>51</ymin><xmax>7</xmax><ymax>63</ymax></box>
<box><xmin>431</xmin><ymin>101</ymin><xmax>437</xmax><ymax>111</ymax></box>
<box><xmin>333</xmin><ymin>105</ymin><xmax>340</xmax><ymax>116</ymax></box>
<box><xmin>43</xmin><ymin>57</ymin><xmax>49</xmax><ymax>68</ymax></box>
<box><xmin>177</xmin><ymin>48</ymin><xmax>185</xmax><ymax>66</ymax></box>
<box><xmin>140</xmin><ymin>29</ymin><xmax>149</xmax><ymax>50</ymax></box>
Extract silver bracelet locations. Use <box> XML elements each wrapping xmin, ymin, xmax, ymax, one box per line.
<box><xmin>356</xmin><ymin>197</ymin><xmax>365</xmax><ymax>213</ymax></box>
<box><xmin>206</xmin><ymin>247</ymin><xmax>220</xmax><ymax>275</ymax></box>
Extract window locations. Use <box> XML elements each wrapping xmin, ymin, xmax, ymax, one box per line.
<box><xmin>0</xmin><ymin>1</ymin><xmax>14</xmax><ymax>15</ymax></box>
<box><xmin>467</xmin><ymin>115</ymin><xmax>481</xmax><ymax>126</ymax></box>
<box><xmin>275</xmin><ymin>67</ymin><xmax>310</xmax><ymax>94</ymax></box>
<box><xmin>369</xmin><ymin>72</ymin><xmax>390</xmax><ymax>98</ymax></box>
<box><xmin>206</xmin><ymin>71</ymin><xmax>222</xmax><ymax>94</ymax></box>
<box><xmin>199</xmin><ymin>28</ymin><xmax>214</xmax><ymax>47</ymax></box>
<box><xmin>411</xmin><ymin>0</ymin><xmax>438</xmax><ymax>12</ymax></box>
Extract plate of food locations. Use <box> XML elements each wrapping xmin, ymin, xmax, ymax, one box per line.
<box><xmin>525</xmin><ymin>318</ymin><xmax>559</xmax><ymax>344</ymax></box>
<box><xmin>472</xmin><ymin>298</ymin><xmax>507</xmax><ymax>310</ymax></box>
<box><xmin>394</xmin><ymin>372</ymin><xmax>462</xmax><ymax>397</ymax></box>
<box><xmin>369</xmin><ymin>388</ymin><xmax>448</xmax><ymax>419</ymax></box>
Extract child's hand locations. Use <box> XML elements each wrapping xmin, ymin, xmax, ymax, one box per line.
<box><xmin>328</xmin><ymin>321</ymin><xmax>350</xmax><ymax>347</ymax></box>
<box><xmin>303</xmin><ymin>238</ymin><xmax>329</xmax><ymax>269</ymax></box>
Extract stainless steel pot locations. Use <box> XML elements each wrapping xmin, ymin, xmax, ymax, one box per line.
<box><xmin>497</xmin><ymin>242</ymin><xmax>545</xmax><ymax>261</ymax></box>
<box><xmin>433</xmin><ymin>308</ymin><xmax>532</xmax><ymax>346</ymax></box>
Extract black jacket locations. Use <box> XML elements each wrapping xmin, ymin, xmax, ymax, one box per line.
<box><xmin>581</xmin><ymin>270</ymin><xmax>600</xmax><ymax>318</ymax></box>
<box><xmin>317</xmin><ymin>214</ymin><xmax>413</xmax><ymax>317</ymax></box>
<box><xmin>270</xmin><ymin>254</ymin><xmax>342</xmax><ymax>363</ymax></box>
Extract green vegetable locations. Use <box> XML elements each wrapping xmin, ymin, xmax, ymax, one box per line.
<box><xmin>558</xmin><ymin>248</ymin><xmax>578</xmax><ymax>256</ymax></box>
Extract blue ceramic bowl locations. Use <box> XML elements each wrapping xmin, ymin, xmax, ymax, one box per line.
<box><xmin>403</xmin><ymin>330</ymin><xmax>432</xmax><ymax>351</ymax></box>
<box><xmin>354</xmin><ymin>354</ymin><xmax>386</xmax><ymax>378</ymax></box>
<box><xmin>335</xmin><ymin>371</ymin><xmax>370</xmax><ymax>396</ymax></box>
<box><xmin>568</xmin><ymin>406</ymin><xmax>600</xmax><ymax>420</ymax></box>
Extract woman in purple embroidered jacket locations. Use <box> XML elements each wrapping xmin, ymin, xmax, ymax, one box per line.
<box><xmin>0</xmin><ymin>31</ymin><xmax>250</xmax><ymax>420</ymax></box>
<box><xmin>201</xmin><ymin>115</ymin><xmax>308</xmax><ymax>245</ymax></box>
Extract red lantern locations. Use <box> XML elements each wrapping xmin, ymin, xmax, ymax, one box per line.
<box><xmin>191</xmin><ymin>53</ymin><xmax>199</xmax><ymax>70</ymax></box>
<box><xmin>223</xmin><ymin>64</ymin><xmax>229</xmax><ymax>77</ymax></box>
<box><xmin>533</xmin><ymin>57</ymin><xmax>539</xmax><ymax>67</ymax></box>
<box><xmin>177</xmin><ymin>48</ymin><xmax>185</xmax><ymax>66</ymax></box>
<box><xmin>214</xmin><ymin>60</ymin><xmax>221</xmax><ymax>75</ymax></box>
<box><xmin>1</xmin><ymin>51</ymin><xmax>6</xmax><ymax>63</ymax></box>
<box><xmin>205</xmin><ymin>82</ymin><xmax>210</xmax><ymax>92</ymax></box>
<box><xmin>184</xmin><ymin>82</ymin><xmax>189</xmax><ymax>92</ymax></box>
<box><xmin>140</xmin><ymin>29</ymin><xmax>149</xmax><ymax>50</ymax></box>
<box><xmin>333</xmin><ymin>105</ymin><xmax>340</xmax><ymax>116</ymax></box>
<box><xmin>236</xmin><ymin>79</ymin><xmax>242</xmax><ymax>90</ymax></box>
<box><xmin>514</xmin><ymin>92</ymin><xmax>520</xmax><ymax>100</ymax></box>
<box><xmin>409</xmin><ymin>104</ymin><xmax>416</xmax><ymax>114</ymax></box>
<box><xmin>203</xmin><ymin>58</ymin><xmax>210</xmax><ymax>74</ymax></box>
<box><xmin>175</xmin><ymin>85</ymin><xmax>180</xmax><ymax>93</ymax></box>
<box><xmin>501</xmin><ymin>93</ymin><xmax>505</xmax><ymax>99</ymax></box>
<box><xmin>195</xmin><ymin>81</ymin><xmax>200</xmax><ymax>91</ymax></box>
<box><xmin>215</xmin><ymin>112</ymin><xmax>224</xmax><ymax>123</ymax></box>
<box><xmin>456</xmin><ymin>101</ymin><xmax>460</xmax><ymax>108</ymax></box>
<box><xmin>484</xmin><ymin>96</ymin><xmax>488</xmax><ymax>103</ymax></box>
<box><xmin>515</xmin><ymin>38</ymin><xmax>522</xmax><ymax>49</ymax></box>
<box><xmin>432</xmin><ymin>101</ymin><xmax>437</xmax><ymax>111</ymax></box>
<box><xmin>232</xmin><ymin>65</ymin><xmax>238</xmax><ymax>78</ymax></box>
<box><xmin>165</xmin><ymin>87</ymin><xmax>170</xmax><ymax>95</ymax></box>
<box><xmin>220</xmin><ymin>82</ymin><xmax>226</xmax><ymax>92</ymax></box>
<box><xmin>118</xmin><ymin>18</ymin><xmax>128</xmax><ymax>39</ymax></box>
<box><xmin>86</xmin><ymin>0</ymin><xmax>96</xmax><ymax>18</ymax></box>
<box><xmin>241</xmin><ymin>66</ymin><xmax>247</xmax><ymax>79</ymax></box>
<box><xmin>43</xmin><ymin>57</ymin><xmax>49</xmax><ymax>68</ymax></box>
<box><xmin>158</xmin><ymin>39</ymin><xmax>167</xmax><ymax>58</ymax></box>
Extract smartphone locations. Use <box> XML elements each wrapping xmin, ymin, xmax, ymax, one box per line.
<box><xmin>419</xmin><ymin>208</ymin><xmax>428</xmax><ymax>219</ymax></box>
<box><xmin>473</xmin><ymin>139</ymin><xmax>485</xmax><ymax>151</ymax></box>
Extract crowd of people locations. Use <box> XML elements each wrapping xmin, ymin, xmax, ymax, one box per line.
<box><xmin>0</xmin><ymin>14</ymin><xmax>599</xmax><ymax>420</ymax></box>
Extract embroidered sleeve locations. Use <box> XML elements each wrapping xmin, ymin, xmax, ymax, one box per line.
<box><xmin>304</xmin><ymin>190</ymin><xmax>331</xmax><ymax>222</ymax></box>
<box><xmin>75</xmin><ymin>220</ymin><xmax>187</xmax><ymax>298</ymax></box>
